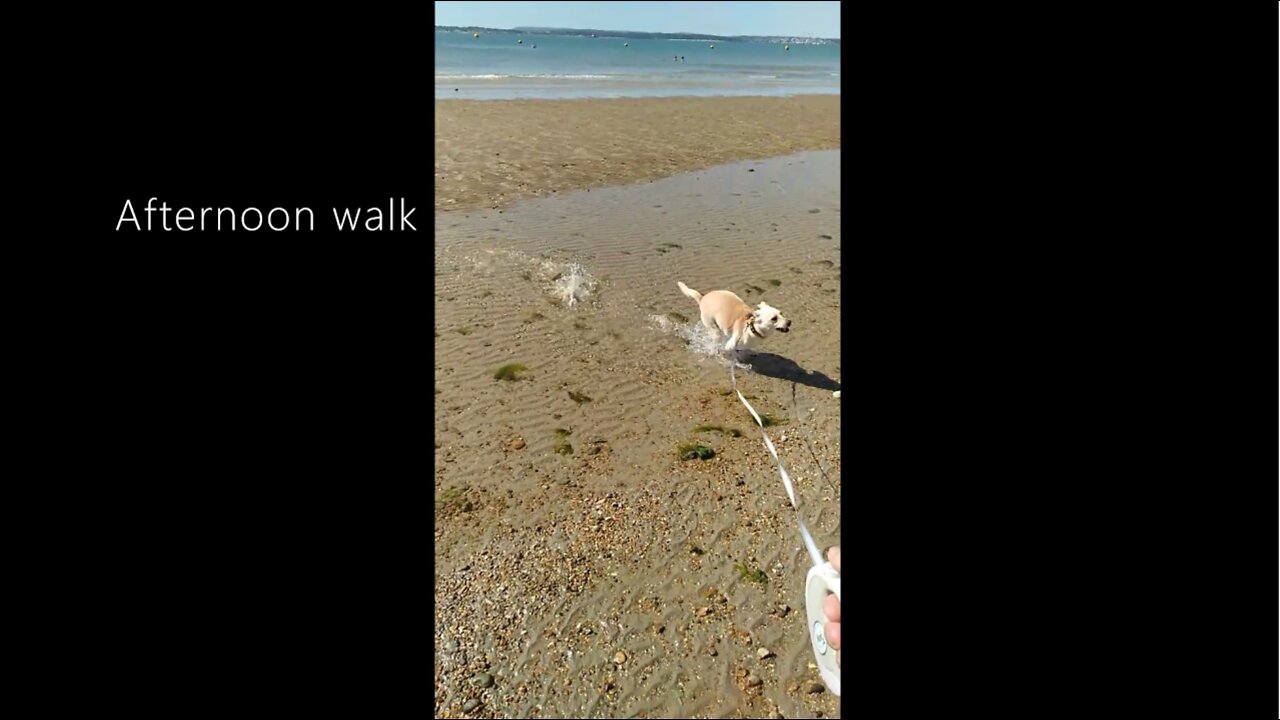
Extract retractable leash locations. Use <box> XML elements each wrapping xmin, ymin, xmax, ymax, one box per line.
<box><xmin>729</xmin><ymin>362</ymin><xmax>841</xmax><ymax>696</ymax></box>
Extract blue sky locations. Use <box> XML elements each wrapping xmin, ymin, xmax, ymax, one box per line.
<box><xmin>435</xmin><ymin>1</ymin><xmax>841</xmax><ymax>39</ymax></box>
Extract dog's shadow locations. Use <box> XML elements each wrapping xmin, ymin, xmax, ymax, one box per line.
<box><xmin>741</xmin><ymin>352</ymin><xmax>841</xmax><ymax>392</ymax></box>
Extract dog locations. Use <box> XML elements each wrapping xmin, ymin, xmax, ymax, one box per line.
<box><xmin>677</xmin><ymin>281</ymin><xmax>791</xmax><ymax>352</ymax></box>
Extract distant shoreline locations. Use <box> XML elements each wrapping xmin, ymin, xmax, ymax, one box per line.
<box><xmin>435</xmin><ymin>25</ymin><xmax>839</xmax><ymax>45</ymax></box>
<box><xmin>435</xmin><ymin>87</ymin><xmax>841</xmax><ymax>102</ymax></box>
<box><xmin>434</xmin><ymin>90</ymin><xmax>840</xmax><ymax>102</ymax></box>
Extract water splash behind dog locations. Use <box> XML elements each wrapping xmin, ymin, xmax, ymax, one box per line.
<box><xmin>650</xmin><ymin>315</ymin><xmax>753</xmax><ymax>369</ymax></box>
<box><xmin>548</xmin><ymin>262</ymin><xmax>595</xmax><ymax>308</ymax></box>
<box><xmin>459</xmin><ymin>248</ymin><xmax>596</xmax><ymax>308</ymax></box>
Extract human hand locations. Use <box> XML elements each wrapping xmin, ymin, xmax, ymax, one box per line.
<box><xmin>822</xmin><ymin>546</ymin><xmax>841</xmax><ymax>668</ymax></box>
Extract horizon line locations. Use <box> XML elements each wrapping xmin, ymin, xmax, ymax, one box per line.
<box><xmin>434</xmin><ymin>24</ymin><xmax>838</xmax><ymax>41</ymax></box>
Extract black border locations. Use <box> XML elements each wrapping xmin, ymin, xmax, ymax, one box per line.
<box><xmin>46</xmin><ymin>6</ymin><xmax>434</xmax><ymax>712</ymax></box>
<box><xmin>854</xmin><ymin>5</ymin><xmax>1276</xmax><ymax>716</ymax></box>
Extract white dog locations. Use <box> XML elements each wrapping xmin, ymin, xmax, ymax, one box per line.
<box><xmin>677</xmin><ymin>281</ymin><xmax>791</xmax><ymax>352</ymax></box>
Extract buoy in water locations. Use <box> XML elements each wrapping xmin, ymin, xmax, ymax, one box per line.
<box><xmin>784</xmin><ymin>45</ymin><xmax>790</xmax><ymax>51</ymax></box>
<box><xmin>473</xmin><ymin>32</ymin><xmax>479</xmax><ymax>38</ymax></box>
<box><xmin>518</xmin><ymin>39</ymin><xmax>522</xmax><ymax>44</ymax></box>
<box><xmin>709</xmin><ymin>44</ymin><xmax>715</xmax><ymax>49</ymax></box>
<box><xmin>624</xmin><ymin>42</ymin><xmax>629</xmax><ymax>47</ymax></box>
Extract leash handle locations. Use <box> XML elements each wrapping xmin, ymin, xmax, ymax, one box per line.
<box><xmin>805</xmin><ymin>561</ymin><xmax>842</xmax><ymax>696</ymax></box>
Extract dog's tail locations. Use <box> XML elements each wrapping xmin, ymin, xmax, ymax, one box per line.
<box><xmin>677</xmin><ymin>281</ymin><xmax>702</xmax><ymax>304</ymax></box>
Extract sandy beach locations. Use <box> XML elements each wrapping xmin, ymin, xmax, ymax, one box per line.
<box><xmin>435</xmin><ymin>96</ymin><xmax>841</xmax><ymax>719</ymax></box>
<box><xmin>436</xmin><ymin>95</ymin><xmax>840</xmax><ymax>213</ymax></box>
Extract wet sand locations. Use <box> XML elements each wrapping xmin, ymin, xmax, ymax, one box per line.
<box><xmin>435</xmin><ymin>95</ymin><xmax>841</xmax><ymax>213</ymax></box>
<box><xmin>435</xmin><ymin>98</ymin><xmax>841</xmax><ymax>719</ymax></box>
<box><xmin>435</xmin><ymin>92</ymin><xmax>844</xmax><ymax>712</ymax></box>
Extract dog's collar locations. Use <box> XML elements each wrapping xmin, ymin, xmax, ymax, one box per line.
<box><xmin>746</xmin><ymin>321</ymin><xmax>764</xmax><ymax>338</ymax></box>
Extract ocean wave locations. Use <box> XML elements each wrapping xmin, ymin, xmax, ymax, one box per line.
<box><xmin>435</xmin><ymin>73</ymin><xmax>613</xmax><ymax>80</ymax></box>
<box><xmin>747</xmin><ymin>75</ymin><xmax>779</xmax><ymax>79</ymax></box>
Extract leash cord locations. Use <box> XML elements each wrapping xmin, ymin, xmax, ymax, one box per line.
<box><xmin>731</xmin><ymin>362</ymin><xmax>824</xmax><ymax>568</ymax></box>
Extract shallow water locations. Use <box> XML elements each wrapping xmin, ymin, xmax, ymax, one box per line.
<box><xmin>436</xmin><ymin>29</ymin><xmax>840</xmax><ymax>99</ymax></box>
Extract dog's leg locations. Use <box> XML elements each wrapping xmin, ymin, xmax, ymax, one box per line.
<box><xmin>724</xmin><ymin>330</ymin><xmax>740</xmax><ymax>352</ymax></box>
<box><xmin>701</xmin><ymin>313</ymin><xmax>720</xmax><ymax>339</ymax></box>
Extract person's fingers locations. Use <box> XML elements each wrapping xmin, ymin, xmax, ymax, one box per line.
<box><xmin>823</xmin><ymin>591</ymin><xmax>841</xmax><ymax>623</ymax></box>
<box><xmin>824</xmin><ymin>617</ymin><xmax>841</xmax><ymax>653</ymax></box>
<box><xmin>824</xmin><ymin>547</ymin><xmax>842</xmax><ymax>669</ymax></box>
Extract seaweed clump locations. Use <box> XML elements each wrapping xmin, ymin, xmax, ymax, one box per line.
<box><xmin>678</xmin><ymin>443</ymin><xmax>715</xmax><ymax>461</ymax></box>
<box><xmin>734</xmin><ymin>562</ymin><xmax>768</xmax><ymax>585</ymax></box>
<box><xmin>493</xmin><ymin>363</ymin><xmax>528</xmax><ymax>381</ymax></box>
<box><xmin>693</xmin><ymin>424</ymin><xmax>742</xmax><ymax>438</ymax></box>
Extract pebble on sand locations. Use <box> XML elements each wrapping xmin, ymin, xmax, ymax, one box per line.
<box><xmin>757</xmin><ymin>647</ymin><xmax>775</xmax><ymax>660</ymax></box>
<box><xmin>472</xmin><ymin>672</ymin><xmax>494</xmax><ymax>688</ymax></box>
<box><xmin>463</xmin><ymin>698</ymin><xmax>481</xmax><ymax>712</ymax></box>
<box><xmin>746</xmin><ymin>673</ymin><xmax>763</xmax><ymax>687</ymax></box>
<box><xmin>803</xmin><ymin>679</ymin><xmax>826</xmax><ymax>694</ymax></box>
<box><xmin>613</xmin><ymin>651</ymin><xmax>627</xmax><ymax>665</ymax></box>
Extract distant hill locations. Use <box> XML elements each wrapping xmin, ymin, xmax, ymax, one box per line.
<box><xmin>436</xmin><ymin>25</ymin><xmax>838</xmax><ymax>45</ymax></box>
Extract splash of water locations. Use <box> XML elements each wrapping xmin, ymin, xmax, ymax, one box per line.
<box><xmin>650</xmin><ymin>315</ymin><xmax>752</xmax><ymax>369</ymax></box>
<box><xmin>460</xmin><ymin>248</ymin><xmax>597</xmax><ymax>308</ymax></box>
<box><xmin>548</xmin><ymin>262</ymin><xmax>596</xmax><ymax>308</ymax></box>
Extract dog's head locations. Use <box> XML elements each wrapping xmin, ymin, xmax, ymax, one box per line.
<box><xmin>751</xmin><ymin>302</ymin><xmax>791</xmax><ymax>335</ymax></box>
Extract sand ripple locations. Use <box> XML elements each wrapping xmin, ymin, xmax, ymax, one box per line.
<box><xmin>436</xmin><ymin>150</ymin><xmax>841</xmax><ymax>718</ymax></box>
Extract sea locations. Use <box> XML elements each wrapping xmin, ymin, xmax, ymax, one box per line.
<box><xmin>435</xmin><ymin>29</ymin><xmax>840</xmax><ymax>100</ymax></box>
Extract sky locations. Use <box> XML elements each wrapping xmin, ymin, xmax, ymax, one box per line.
<box><xmin>434</xmin><ymin>1</ymin><xmax>841</xmax><ymax>39</ymax></box>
